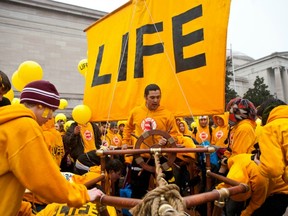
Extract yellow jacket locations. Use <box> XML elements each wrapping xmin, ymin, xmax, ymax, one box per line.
<box><xmin>258</xmin><ymin>105</ymin><xmax>288</xmax><ymax>182</ymax></box>
<box><xmin>178</xmin><ymin>120</ymin><xmax>192</xmax><ymax>137</ymax></box>
<box><xmin>176</xmin><ymin>135</ymin><xmax>197</xmax><ymax>162</ymax></box>
<box><xmin>267</xmin><ymin>175</ymin><xmax>288</xmax><ymax>196</ymax></box>
<box><xmin>192</xmin><ymin>117</ymin><xmax>213</xmax><ymax>144</ymax></box>
<box><xmin>123</xmin><ymin>103</ymin><xmax>179</xmax><ymax>148</ymax></box>
<box><xmin>216</xmin><ymin>154</ymin><xmax>269</xmax><ymax>216</ymax></box>
<box><xmin>41</xmin><ymin>118</ymin><xmax>65</xmax><ymax>167</ymax></box>
<box><xmin>36</xmin><ymin>202</ymin><xmax>116</xmax><ymax>216</ymax></box>
<box><xmin>0</xmin><ymin>104</ymin><xmax>89</xmax><ymax>216</ymax></box>
<box><xmin>211</xmin><ymin>112</ymin><xmax>229</xmax><ymax>148</ymax></box>
<box><xmin>103</xmin><ymin>128</ymin><xmax>123</xmax><ymax>148</ymax></box>
<box><xmin>229</xmin><ymin>119</ymin><xmax>256</xmax><ymax>156</ymax></box>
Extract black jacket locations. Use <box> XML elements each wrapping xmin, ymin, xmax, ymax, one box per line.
<box><xmin>63</xmin><ymin>122</ymin><xmax>102</xmax><ymax>161</ymax></box>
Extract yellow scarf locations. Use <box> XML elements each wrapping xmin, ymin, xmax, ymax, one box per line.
<box><xmin>80</xmin><ymin>122</ymin><xmax>96</xmax><ymax>153</ymax></box>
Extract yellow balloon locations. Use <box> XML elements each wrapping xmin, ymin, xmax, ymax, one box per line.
<box><xmin>18</xmin><ymin>61</ymin><xmax>43</xmax><ymax>84</ymax></box>
<box><xmin>12</xmin><ymin>98</ymin><xmax>20</xmax><ymax>105</ymax></box>
<box><xmin>72</xmin><ymin>104</ymin><xmax>92</xmax><ymax>125</ymax></box>
<box><xmin>59</xmin><ymin>99</ymin><xmax>68</xmax><ymax>109</ymax></box>
<box><xmin>4</xmin><ymin>89</ymin><xmax>14</xmax><ymax>102</ymax></box>
<box><xmin>11</xmin><ymin>71</ymin><xmax>26</xmax><ymax>92</ymax></box>
<box><xmin>77</xmin><ymin>59</ymin><xmax>88</xmax><ymax>76</ymax></box>
<box><xmin>190</xmin><ymin>121</ymin><xmax>197</xmax><ymax>130</ymax></box>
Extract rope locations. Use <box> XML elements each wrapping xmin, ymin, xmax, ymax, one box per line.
<box><xmin>104</xmin><ymin>0</ymin><xmax>138</xmax><ymax>123</ymax></box>
<box><xmin>130</xmin><ymin>152</ymin><xmax>187</xmax><ymax>216</ymax></box>
<box><xmin>142</xmin><ymin>0</ymin><xmax>195</xmax><ymax>120</ymax></box>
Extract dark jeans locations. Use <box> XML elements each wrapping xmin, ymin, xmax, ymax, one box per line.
<box><xmin>224</xmin><ymin>199</ymin><xmax>245</xmax><ymax>216</ymax></box>
<box><xmin>252</xmin><ymin>193</ymin><xmax>288</xmax><ymax>216</ymax></box>
<box><xmin>130</xmin><ymin>156</ymin><xmax>172</xmax><ymax>199</ymax></box>
<box><xmin>130</xmin><ymin>158</ymin><xmax>154</xmax><ymax>199</ymax></box>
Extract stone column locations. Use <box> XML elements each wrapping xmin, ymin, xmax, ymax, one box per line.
<box><xmin>282</xmin><ymin>67</ymin><xmax>288</xmax><ymax>103</ymax></box>
<box><xmin>268</xmin><ymin>67</ymin><xmax>276</xmax><ymax>97</ymax></box>
<box><xmin>273</xmin><ymin>66</ymin><xmax>284</xmax><ymax>100</ymax></box>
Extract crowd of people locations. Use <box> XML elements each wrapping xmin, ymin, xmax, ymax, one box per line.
<box><xmin>1</xmin><ymin>70</ymin><xmax>288</xmax><ymax>216</ymax></box>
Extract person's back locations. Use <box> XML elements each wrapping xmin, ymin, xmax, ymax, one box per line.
<box><xmin>22</xmin><ymin>117</ymin><xmax>66</xmax><ymax>210</ymax></box>
<box><xmin>216</xmin><ymin>153</ymin><xmax>269</xmax><ymax>215</ymax></box>
<box><xmin>256</xmin><ymin>98</ymin><xmax>288</xmax><ymax>182</ymax></box>
<box><xmin>229</xmin><ymin>119</ymin><xmax>257</xmax><ymax>155</ymax></box>
<box><xmin>0</xmin><ymin>104</ymin><xmax>43</xmax><ymax>214</ymax></box>
<box><xmin>226</xmin><ymin>97</ymin><xmax>257</xmax><ymax>157</ymax></box>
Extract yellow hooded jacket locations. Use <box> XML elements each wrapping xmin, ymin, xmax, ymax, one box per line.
<box><xmin>229</xmin><ymin>119</ymin><xmax>257</xmax><ymax>156</ymax></box>
<box><xmin>23</xmin><ymin>119</ymin><xmax>66</xmax><ymax>206</ymax></box>
<box><xmin>267</xmin><ymin>175</ymin><xmax>288</xmax><ymax>197</ymax></box>
<box><xmin>216</xmin><ymin>154</ymin><xmax>269</xmax><ymax>216</ymax></box>
<box><xmin>192</xmin><ymin>117</ymin><xmax>213</xmax><ymax>144</ymax></box>
<box><xmin>41</xmin><ymin>118</ymin><xmax>65</xmax><ymax>167</ymax></box>
<box><xmin>211</xmin><ymin>112</ymin><xmax>229</xmax><ymax>148</ymax></box>
<box><xmin>122</xmin><ymin>104</ymin><xmax>179</xmax><ymax>149</ymax></box>
<box><xmin>104</xmin><ymin>128</ymin><xmax>123</xmax><ymax>148</ymax></box>
<box><xmin>258</xmin><ymin>105</ymin><xmax>288</xmax><ymax>182</ymax></box>
<box><xmin>0</xmin><ymin>104</ymin><xmax>90</xmax><ymax>215</ymax></box>
<box><xmin>178</xmin><ymin>120</ymin><xmax>192</xmax><ymax>137</ymax></box>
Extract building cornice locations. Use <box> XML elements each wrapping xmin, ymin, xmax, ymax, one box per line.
<box><xmin>4</xmin><ymin>0</ymin><xmax>107</xmax><ymax>19</ymax></box>
<box><xmin>235</xmin><ymin>51</ymin><xmax>288</xmax><ymax>71</ymax></box>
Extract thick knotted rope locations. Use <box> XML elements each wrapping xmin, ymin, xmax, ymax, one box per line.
<box><xmin>130</xmin><ymin>152</ymin><xmax>187</xmax><ymax>216</ymax></box>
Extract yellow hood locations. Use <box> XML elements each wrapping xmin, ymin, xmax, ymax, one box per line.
<box><xmin>267</xmin><ymin>105</ymin><xmax>288</xmax><ymax>123</ymax></box>
<box><xmin>0</xmin><ymin>104</ymin><xmax>36</xmax><ymax>124</ymax></box>
<box><xmin>212</xmin><ymin>111</ymin><xmax>229</xmax><ymax>127</ymax></box>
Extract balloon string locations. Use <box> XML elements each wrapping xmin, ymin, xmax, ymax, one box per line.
<box><xmin>104</xmin><ymin>0</ymin><xmax>139</xmax><ymax>125</ymax></box>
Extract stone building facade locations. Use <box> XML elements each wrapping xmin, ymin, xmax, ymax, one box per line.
<box><xmin>231</xmin><ymin>51</ymin><xmax>288</xmax><ymax>103</ymax></box>
<box><xmin>0</xmin><ymin>0</ymin><xmax>106</xmax><ymax>116</ymax></box>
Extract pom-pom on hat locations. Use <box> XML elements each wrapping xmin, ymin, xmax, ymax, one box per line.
<box><xmin>20</xmin><ymin>80</ymin><xmax>60</xmax><ymax>110</ymax></box>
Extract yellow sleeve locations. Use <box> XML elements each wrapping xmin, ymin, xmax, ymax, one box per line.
<box><xmin>176</xmin><ymin>136</ymin><xmax>196</xmax><ymax>161</ymax></box>
<box><xmin>122</xmin><ymin>111</ymin><xmax>135</xmax><ymax>145</ymax></box>
<box><xmin>231</xmin><ymin>122</ymin><xmax>256</xmax><ymax>155</ymax></box>
<box><xmin>10</xmin><ymin>132</ymin><xmax>90</xmax><ymax>207</ymax></box>
<box><xmin>241</xmin><ymin>167</ymin><xmax>269</xmax><ymax>215</ymax></box>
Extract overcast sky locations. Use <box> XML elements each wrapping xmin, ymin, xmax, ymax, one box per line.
<box><xmin>54</xmin><ymin>0</ymin><xmax>288</xmax><ymax>60</ymax></box>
